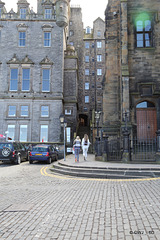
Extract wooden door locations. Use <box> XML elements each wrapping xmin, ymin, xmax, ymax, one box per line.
<box><xmin>136</xmin><ymin>108</ymin><xmax>157</xmax><ymax>140</ymax></box>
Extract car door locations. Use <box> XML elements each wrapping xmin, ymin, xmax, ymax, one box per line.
<box><xmin>18</xmin><ymin>143</ymin><xmax>26</xmax><ymax>161</ymax></box>
<box><xmin>52</xmin><ymin>146</ymin><xmax>57</xmax><ymax>160</ymax></box>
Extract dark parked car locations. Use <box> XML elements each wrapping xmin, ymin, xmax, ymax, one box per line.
<box><xmin>29</xmin><ymin>144</ymin><xmax>58</xmax><ymax>164</ymax></box>
<box><xmin>0</xmin><ymin>142</ymin><xmax>28</xmax><ymax>164</ymax></box>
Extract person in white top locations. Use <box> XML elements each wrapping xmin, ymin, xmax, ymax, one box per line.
<box><xmin>82</xmin><ymin>134</ymin><xmax>90</xmax><ymax>161</ymax></box>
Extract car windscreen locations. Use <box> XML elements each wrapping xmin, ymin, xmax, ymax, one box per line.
<box><xmin>0</xmin><ymin>143</ymin><xmax>13</xmax><ymax>150</ymax></box>
<box><xmin>32</xmin><ymin>147</ymin><xmax>48</xmax><ymax>152</ymax></box>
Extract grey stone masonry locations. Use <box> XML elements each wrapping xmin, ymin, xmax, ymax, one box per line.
<box><xmin>0</xmin><ymin>0</ymin><xmax>74</xmax><ymax>142</ymax></box>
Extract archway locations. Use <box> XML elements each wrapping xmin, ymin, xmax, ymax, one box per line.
<box><xmin>79</xmin><ymin>114</ymin><xmax>88</xmax><ymax>127</ymax></box>
<box><xmin>136</xmin><ymin>101</ymin><xmax>157</xmax><ymax>140</ymax></box>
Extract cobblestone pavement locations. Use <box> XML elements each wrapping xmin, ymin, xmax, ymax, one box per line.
<box><xmin>0</xmin><ymin>157</ymin><xmax>160</xmax><ymax>240</ymax></box>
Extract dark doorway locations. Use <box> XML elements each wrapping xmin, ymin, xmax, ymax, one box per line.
<box><xmin>79</xmin><ymin>114</ymin><xmax>88</xmax><ymax>127</ymax></box>
<box><xmin>136</xmin><ymin>101</ymin><xmax>157</xmax><ymax>140</ymax></box>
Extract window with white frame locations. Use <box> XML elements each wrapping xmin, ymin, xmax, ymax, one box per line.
<box><xmin>41</xmin><ymin>106</ymin><xmax>49</xmax><ymax>117</ymax></box>
<box><xmin>10</xmin><ymin>68</ymin><xmax>18</xmax><ymax>91</ymax></box>
<box><xmin>8</xmin><ymin>106</ymin><xmax>16</xmax><ymax>117</ymax></box>
<box><xmin>0</xmin><ymin>8</ymin><xmax>2</xmax><ymax>18</ymax></box>
<box><xmin>97</xmin><ymin>55</ymin><xmax>102</xmax><ymax>62</ymax></box>
<box><xmin>44</xmin><ymin>32</ymin><xmax>51</xmax><ymax>47</ymax></box>
<box><xmin>42</xmin><ymin>69</ymin><xmax>50</xmax><ymax>92</ymax></box>
<box><xmin>22</xmin><ymin>68</ymin><xmax>30</xmax><ymax>91</ymax></box>
<box><xmin>86</xmin><ymin>27</ymin><xmax>91</xmax><ymax>34</ymax></box>
<box><xmin>85</xmin><ymin>96</ymin><xmax>89</xmax><ymax>103</ymax></box>
<box><xmin>21</xmin><ymin>106</ymin><xmax>29</xmax><ymax>117</ymax></box>
<box><xmin>45</xmin><ymin>9</ymin><xmax>52</xmax><ymax>19</ymax></box>
<box><xmin>85</xmin><ymin>42</ymin><xmax>90</xmax><ymax>48</ymax></box>
<box><xmin>66</xmin><ymin>127</ymin><xmax>71</xmax><ymax>143</ymax></box>
<box><xmin>85</xmin><ymin>69</ymin><xmax>89</xmax><ymax>76</ymax></box>
<box><xmin>85</xmin><ymin>56</ymin><xmax>89</xmax><ymax>63</ymax></box>
<box><xmin>40</xmin><ymin>125</ymin><xmax>48</xmax><ymax>142</ymax></box>
<box><xmin>19</xmin><ymin>32</ymin><xmax>26</xmax><ymax>47</ymax></box>
<box><xmin>85</xmin><ymin>82</ymin><xmax>89</xmax><ymax>90</ymax></box>
<box><xmin>97</xmin><ymin>41</ymin><xmax>102</xmax><ymax>48</ymax></box>
<box><xmin>65</xmin><ymin>109</ymin><xmax>72</xmax><ymax>115</ymax></box>
<box><xmin>20</xmin><ymin>8</ymin><xmax>26</xmax><ymax>19</ymax></box>
<box><xmin>7</xmin><ymin>125</ymin><xmax>15</xmax><ymax>141</ymax></box>
<box><xmin>69</xmin><ymin>30</ymin><xmax>74</xmax><ymax>36</ymax></box>
<box><xmin>20</xmin><ymin>125</ymin><xmax>28</xmax><ymax>142</ymax></box>
<box><xmin>97</xmin><ymin>69</ymin><xmax>102</xmax><ymax>76</ymax></box>
<box><xmin>97</xmin><ymin>31</ymin><xmax>101</xmax><ymax>37</ymax></box>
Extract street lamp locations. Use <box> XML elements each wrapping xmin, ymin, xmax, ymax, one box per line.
<box><xmin>59</xmin><ymin>113</ymin><xmax>67</xmax><ymax>161</ymax></box>
<box><xmin>95</xmin><ymin>111</ymin><xmax>101</xmax><ymax>138</ymax></box>
<box><xmin>95</xmin><ymin>111</ymin><xmax>101</xmax><ymax>156</ymax></box>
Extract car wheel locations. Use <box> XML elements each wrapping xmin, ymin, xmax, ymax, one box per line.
<box><xmin>29</xmin><ymin>158</ymin><xmax>33</xmax><ymax>164</ymax></box>
<box><xmin>16</xmin><ymin>155</ymin><xmax>21</xmax><ymax>165</ymax></box>
<box><xmin>48</xmin><ymin>157</ymin><xmax>52</xmax><ymax>164</ymax></box>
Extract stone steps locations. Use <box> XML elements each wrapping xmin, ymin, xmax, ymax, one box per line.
<box><xmin>50</xmin><ymin>161</ymin><xmax>160</xmax><ymax>179</ymax></box>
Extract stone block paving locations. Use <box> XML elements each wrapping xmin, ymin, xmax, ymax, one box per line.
<box><xmin>0</xmin><ymin>156</ymin><xmax>160</xmax><ymax>239</ymax></box>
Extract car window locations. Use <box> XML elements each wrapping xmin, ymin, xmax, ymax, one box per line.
<box><xmin>17</xmin><ymin>143</ymin><xmax>21</xmax><ymax>149</ymax></box>
<box><xmin>0</xmin><ymin>143</ymin><xmax>13</xmax><ymax>149</ymax></box>
<box><xmin>32</xmin><ymin>147</ymin><xmax>48</xmax><ymax>152</ymax></box>
<box><xmin>19</xmin><ymin>143</ymin><xmax>25</xmax><ymax>150</ymax></box>
<box><xmin>13</xmin><ymin>143</ymin><xmax>18</xmax><ymax>150</ymax></box>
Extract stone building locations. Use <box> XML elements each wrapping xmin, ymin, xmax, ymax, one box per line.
<box><xmin>68</xmin><ymin>6</ymin><xmax>105</xmax><ymax>140</ymax></box>
<box><xmin>103</xmin><ymin>0</ymin><xmax>160</xmax><ymax>141</ymax></box>
<box><xmin>0</xmin><ymin>0</ymin><xmax>78</xmax><ymax>144</ymax></box>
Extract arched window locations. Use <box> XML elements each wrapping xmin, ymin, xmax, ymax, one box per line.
<box><xmin>136</xmin><ymin>101</ymin><xmax>155</xmax><ymax>108</ymax></box>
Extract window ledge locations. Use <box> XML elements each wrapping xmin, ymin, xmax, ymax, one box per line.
<box><xmin>135</xmin><ymin>47</ymin><xmax>155</xmax><ymax>51</ymax></box>
<box><xmin>5</xmin><ymin>117</ymin><xmax>31</xmax><ymax>120</ymax></box>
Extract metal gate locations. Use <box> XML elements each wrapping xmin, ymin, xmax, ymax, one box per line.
<box><xmin>132</xmin><ymin>138</ymin><xmax>156</xmax><ymax>162</ymax></box>
<box><xmin>107</xmin><ymin>138</ymin><xmax>122</xmax><ymax>161</ymax></box>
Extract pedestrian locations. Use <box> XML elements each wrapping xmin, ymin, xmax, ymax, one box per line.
<box><xmin>73</xmin><ymin>136</ymin><xmax>81</xmax><ymax>162</ymax></box>
<box><xmin>82</xmin><ymin>134</ymin><xmax>90</xmax><ymax>161</ymax></box>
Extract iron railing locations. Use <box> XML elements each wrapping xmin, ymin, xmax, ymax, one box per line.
<box><xmin>131</xmin><ymin>138</ymin><xmax>156</xmax><ymax>162</ymax></box>
<box><xmin>95</xmin><ymin>137</ymin><xmax>157</xmax><ymax>162</ymax></box>
<box><xmin>95</xmin><ymin>138</ymin><xmax>122</xmax><ymax>161</ymax></box>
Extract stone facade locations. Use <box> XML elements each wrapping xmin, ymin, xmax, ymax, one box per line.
<box><xmin>104</xmin><ymin>0</ymin><xmax>160</xmax><ymax>139</ymax></box>
<box><xmin>63</xmin><ymin>45</ymin><xmax>78</xmax><ymax>143</ymax></box>
<box><xmin>0</xmin><ymin>0</ymin><xmax>78</xmax><ymax>143</ymax></box>
<box><xmin>68</xmin><ymin>7</ymin><xmax>105</xmax><ymax>129</ymax></box>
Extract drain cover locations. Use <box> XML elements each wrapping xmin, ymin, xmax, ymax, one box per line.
<box><xmin>3</xmin><ymin>204</ymin><xmax>34</xmax><ymax>212</ymax></box>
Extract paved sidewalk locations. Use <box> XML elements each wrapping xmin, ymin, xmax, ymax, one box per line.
<box><xmin>59</xmin><ymin>153</ymin><xmax>160</xmax><ymax>169</ymax></box>
<box><xmin>0</xmin><ymin>160</ymin><xmax>160</xmax><ymax>239</ymax></box>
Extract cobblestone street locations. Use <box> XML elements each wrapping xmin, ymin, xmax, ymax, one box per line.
<box><xmin>0</xmin><ymin>157</ymin><xmax>160</xmax><ymax>240</ymax></box>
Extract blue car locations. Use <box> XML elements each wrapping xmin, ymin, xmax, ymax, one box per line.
<box><xmin>29</xmin><ymin>144</ymin><xmax>58</xmax><ymax>164</ymax></box>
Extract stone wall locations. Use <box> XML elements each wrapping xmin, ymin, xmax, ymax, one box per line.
<box><xmin>104</xmin><ymin>0</ymin><xmax>160</xmax><ymax>137</ymax></box>
<box><xmin>0</xmin><ymin>0</ymin><xmax>72</xmax><ymax>142</ymax></box>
